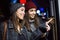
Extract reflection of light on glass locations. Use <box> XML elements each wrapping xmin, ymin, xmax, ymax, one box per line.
<box><xmin>37</xmin><ymin>10</ymin><xmax>41</xmax><ymax>15</ymax></box>
<box><xmin>44</xmin><ymin>12</ymin><xmax>46</xmax><ymax>15</ymax></box>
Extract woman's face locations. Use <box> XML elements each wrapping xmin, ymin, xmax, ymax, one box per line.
<box><xmin>28</xmin><ymin>8</ymin><xmax>36</xmax><ymax>19</ymax></box>
<box><xmin>16</xmin><ymin>7</ymin><xmax>25</xmax><ymax>20</ymax></box>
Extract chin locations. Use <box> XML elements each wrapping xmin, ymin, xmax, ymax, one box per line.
<box><xmin>19</xmin><ymin>18</ymin><xmax>24</xmax><ymax>20</ymax></box>
<box><xmin>31</xmin><ymin>17</ymin><xmax>34</xmax><ymax>19</ymax></box>
<box><xmin>31</xmin><ymin>16</ymin><xmax>35</xmax><ymax>19</ymax></box>
<box><xmin>30</xmin><ymin>17</ymin><xmax>35</xmax><ymax>20</ymax></box>
<box><xmin>21</xmin><ymin>18</ymin><xmax>24</xmax><ymax>20</ymax></box>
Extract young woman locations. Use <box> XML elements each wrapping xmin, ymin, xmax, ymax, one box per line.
<box><xmin>25</xmin><ymin>1</ymin><xmax>51</xmax><ymax>40</ymax></box>
<box><xmin>1</xmin><ymin>3</ymin><xmax>28</xmax><ymax>40</ymax></box>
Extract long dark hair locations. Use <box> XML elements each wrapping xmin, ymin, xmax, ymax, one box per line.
<box><xmin>11</xmin><ymin>12</ymin><xmax>25</xmax><ymax>33</ymax></box>
<box><xmin>25</xmin><ymin>11</ymin><xmax>40</xmax><ymax>31</ymax></box>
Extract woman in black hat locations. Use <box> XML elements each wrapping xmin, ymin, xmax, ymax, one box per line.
<box><xmin>1</xmin><ymin>3</ymin><xmax>28</xmax><ymax>40</ymax></box>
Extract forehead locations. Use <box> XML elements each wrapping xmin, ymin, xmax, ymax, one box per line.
<box><xmin>18</xmin><ymin>7</ymin><xmax>25</xmax><ymax>10</ymax></box>
<box><xmin>29</xmin><ymin>8</ymin><xmax>36</xmax><ymax>11</ymax></box>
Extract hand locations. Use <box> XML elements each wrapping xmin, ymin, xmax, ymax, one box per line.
<box><xmin>46</xmin><ymin>22</ymin><xmax>50</xmax><ymax>31</ymax></box>
<box><xmin>46</xmin><ymin>18</ymin><xmax>54</xmax><ymax>31</ymax></box>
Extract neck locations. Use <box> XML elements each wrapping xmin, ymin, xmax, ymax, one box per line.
<box><xmin>29</xmin><ymin>19</ymin><xmax>34</xmax><ymax>22</ymax></box>
<box><xmin>17</xmin><ymin>19</ymin><xmax>23</xmax><ymax>23</ymax></box>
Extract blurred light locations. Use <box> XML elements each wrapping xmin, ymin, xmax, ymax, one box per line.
<box><xmin>37</xmin><ymin>10</ymin><xmax>40</xmax><ymax>13</ymax></box>
<box><xmin>22</xmin><ymin>4</ymin><xmax>25</xmax><ymax>6</ymax></box>
<box><xmin>20</xmin><ymin>0</ymin><xmax>26</xmax><ymax>4</ymax></box>
<box><xmin>37</xmin><ymin>10</ymin><xmax>41</xmax><ymax>15</ymax></box>
<box><xmin>11</xmin><ymin>0</ymin><xmax>17</xmax><ymax>4</ymax></box>
<box><xmin>44</xmin><ymin>12</ymin><xmax>46</xmax><ymax>15</ymax></box>
<box><xmin>40</xmin><ymin>7</ymin><xmax>44</xmax><ymax>12</ymax></box>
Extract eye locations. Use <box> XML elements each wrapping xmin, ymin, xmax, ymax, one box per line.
<box><xmin>35</xmin><ymin>10</ymin><xmax>36</xmax><ymax>11</ymax></box>
<box><xmin>30</xmin><ymin>10</ymin><xmax>33</xmax><ymax>12</ymax></box>
<box><xmin>21</xmin><ymin>9</ymin><xmax>24</xmax><ymax>11</ymax></box>
<box><xmin>21</xmin><ymin>8</ymin><xmax>25</xmax><ymax>11</ymax></box>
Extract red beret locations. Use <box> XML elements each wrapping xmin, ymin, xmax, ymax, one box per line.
<box><xmin>25</xmin><ymin>1</ymin><xmax>37</xmax><ymax>11</ymax></box>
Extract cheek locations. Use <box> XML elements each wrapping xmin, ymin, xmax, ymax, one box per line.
<box><xmin>17</xmin><ymin>12</ymin><xmax>22</xmax><ymax>16</ymax></box>
<box><xmin>16</xmin><ymin>13</ymin><xmax>19</xmax><ymax>16</ymax></box>
<box><xmin>16</xmin><ymin>12</ymin><xmax>21</xmax><ymax>17</ymax></box>
<box><xmin>19</xmin><ymin>11</ymin><xmax>25</xmax><ymax>16</ymax></box>
<box><xmin>16</xmin><ymin>13</ymin><xmax>24</xmax><ymax>19</ymax></box>
<box><xmin>29</xmin><ymin>12</ymin><xmax>33</xmax><ymax>14</ymax></box>
<box><xmin>19</xmin><ymin>13</ymin><xmax>25</xmax><ymax>18</ymax></box>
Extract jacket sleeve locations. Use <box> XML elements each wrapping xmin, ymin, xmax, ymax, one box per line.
<box><xmin>39</xmin><ymin>23</ymin><xmax>47</xmax><ymax>33</ymax></box>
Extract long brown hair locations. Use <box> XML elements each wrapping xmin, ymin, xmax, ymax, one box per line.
<box><xmin>11</xmin><ymin>12</ymin><xmax>25</xmax><ymax>33</ymax></box>
<box><xmin>25</xmin><ymin>11</ymin><xmax>40</xmax><ymax>31</ymax></box>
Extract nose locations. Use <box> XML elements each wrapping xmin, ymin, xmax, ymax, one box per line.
<box><xmin>22</xmin><ymin>11</ymin><xmax>25</xmax><ymax>15</ymax></box>
<box><xmin>23</xmin><ymin>11</ymin><xmax>25</xmax><ymax>14</ymax></box>
<box><xmin>33</xmin><ymin>11</ymin><xmax>36</xmax><ymax>14</ymax></box>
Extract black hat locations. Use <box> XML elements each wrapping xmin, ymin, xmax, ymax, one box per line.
<box><xmin>10</xmin><ymin>3</ymin><xmax>24</xmax><ymax>14</ymax></box>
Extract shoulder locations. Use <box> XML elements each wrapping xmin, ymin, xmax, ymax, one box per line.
<box><xmin>7</xmin><ymin>19</ymin><xmax>14</xmax><ymax>28</ymax></box>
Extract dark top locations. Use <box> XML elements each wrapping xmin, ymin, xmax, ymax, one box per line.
<box><xmin>0</xmin><ymin>20</ymin><xmax>28</xmax><ymax>40</ymax></box>
<box><xmin>26</xmin><ymin>20</ymin><xmax>44</xmax><ymax>40</ymax></box>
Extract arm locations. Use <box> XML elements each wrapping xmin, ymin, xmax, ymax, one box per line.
<box><xmin>46</xmin><ymin>18</ymin><xmax>54</xmax><ymax>31</ymax></box>
<box><xmin>2</xmin><ymin>21</ymin><xmax>7</xmax><ymax>40</ymax></box>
